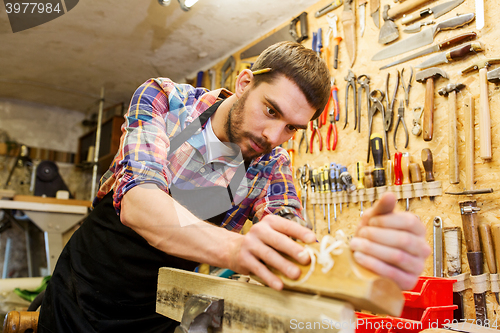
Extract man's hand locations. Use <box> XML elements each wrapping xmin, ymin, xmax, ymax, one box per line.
<box><xmin>350</xmin><ymin>192</ymin><xmax>431</xmax><ymax>291</ymax></box>
<box><xmin>227</xmin><ymin>215</ymin><xmax>316</xmax><ymax>290</ymax></box>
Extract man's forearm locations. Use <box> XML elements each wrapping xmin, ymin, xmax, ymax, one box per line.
<box><xmin>120</xmin><ymin>185</ymin><xmax>241</xmax><ymax>269</ymax></box>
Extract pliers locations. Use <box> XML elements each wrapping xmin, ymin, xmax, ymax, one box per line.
<box><xmin>367</xmin><ymin>89</ymin><xmax>390</xmax><ymax>163</ymax></box>
<box><xmin>393</xmin><ymin>100</ymin><xmax>409</xmax><ymax>151</ymax></box>
<box><xmin>309</xmin><ymin>118</ymin><xmax>323</xmax><ymax>153</ymax></box>
<box><xmin>325</xmin><ymin>78</ymin><xmax>339</xmax><ymax>150</ymax></box>
<box><xmin>384</xmin><ymin>70</ymin><xmax>400</xmax><ymax>132</ymax></box>
<box><xmin>357</xmin><ymin>74</ymin><xmax>370</xmax><ymax>134</ymax></box>
<box><xmin>298</xmin><ymin>129</ymin><xmax>309</xmax><ymax>154</ymax></box>
<box><xmin>401</xmin><ymin>67</ymin><xmax>413</xmax><ymax>108</ymax></box>
<box><xmin>344</xmin><ymin>69</ymin><xmax>357</xmax><ymax>130</ymax></box>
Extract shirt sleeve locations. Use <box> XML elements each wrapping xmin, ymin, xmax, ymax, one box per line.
<box><xmin>110</xmin><ymin>79</ymin><xmax>173</xmax><ymax>212</ymax></box>
<box><xmin>251</xmin><ymin>148</ymin><xmax>303</xmax><ymax>222</ymax></box>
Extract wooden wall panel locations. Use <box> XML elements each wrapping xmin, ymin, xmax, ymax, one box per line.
<box><xmin>207</xmin><ymin>0</ymin><xmax>500</xmax><ymax>324</ymax></box>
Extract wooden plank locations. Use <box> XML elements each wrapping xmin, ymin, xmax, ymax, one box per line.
<box><xmin>0</xmin><ymin>200</ymin><xmax>88</xmax><ymax>214</ymax></box>
<box><xmin>157</xmin><ymin>267</ymin><xmax>356</xmax><ymax>333</ymax></box>
<box><xmin>267</xmin><ymin>242</ymin><xmax>405</xmax><ymax>316</ymax></box>
<box><xmin>13</xmin><ymin>195</ymin><xmax>92</xmax><ymax>207</ymax></box>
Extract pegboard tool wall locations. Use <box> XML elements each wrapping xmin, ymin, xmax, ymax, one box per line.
<box><xmin>207</xmin><ymin>0</ymin><xmax>500</xmax><ymax>323</ymax></box>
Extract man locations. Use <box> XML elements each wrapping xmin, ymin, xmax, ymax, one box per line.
<box><xmin>39</xmin><ymin>42</ymin><xmax>430</xmax><ymax>333</ymax></box>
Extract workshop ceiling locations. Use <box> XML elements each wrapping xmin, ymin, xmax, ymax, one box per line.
<box><xmin>0</xmin><ymin>0</ymin><xmax>319</xmax><ymax>114</ymax></box>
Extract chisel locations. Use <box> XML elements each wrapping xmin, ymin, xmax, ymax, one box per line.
<box><xmin>479</xmin><ymin>223</ymin><xmax>500</xmax><ymax>303</ymax></box>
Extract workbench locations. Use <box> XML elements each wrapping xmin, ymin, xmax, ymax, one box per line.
<box><xmin>0</xmin><ymin>196</ymin><xmax>90</xmax><ymax>275</ymax></box>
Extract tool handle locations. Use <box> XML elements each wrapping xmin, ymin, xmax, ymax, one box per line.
<box><xmin>479</xmin><ymin>67</ymin><xmax>492</xmax><ymax>160</ymax></box>
<box><xmin>364</xmin><ymin>168</ymin><xmax>374</xmax><ymax>188</ymax></box>
<box><xmin>460</xmin><ymin>200</ymin><xmax>482</xmax><ymax>253</ymax></box>
<box><xmin>479</xmin><ymin>223</ymin><xmax>497</xmax><ymax>274</ymax></box>
<box><xmin>333</xmin><ymin>37</ymin><xmax>342</xmax><ymax>69</ymax></box>
<box><xmin>386</xmin><ymin>160</ymin><xmax>394</xmax><ymax>186</ymax></box>
<box><xmin>421</xmin><ymin>148</ymin><xmax>434</xmax><ymax>182</ymax></box>
<box><xmin>332</xmin><ymin>85</ymin><xmax>340</xmax><ymax>121</ymax></box>
<box><xmin>402</xmin><ymin>152</ymin><xmax>411</xmax><ymax>184</ymax></box>
<box><xmin>401</xmin><ymin>8</ymin><xmax>432</xmax><ymax>25</ymax></box>
<box><xmin>423</xmin><ymin>77</ymin><xmax>435</xmax><ymax>141</ymax></box>
<box><xmin>449</xmin><ymin>90</ymin><xmax>459</xmax><ymax>184</ymax></box>
<box><xmin>444</xmin><ymin>227</ymin><xmax>462</xmax><ymax>276</ymax></box>
<box><xmin>394</xmin><ymin>152</ymin><xmax>403</xmax><ymax>185</ymax></box>
<box><xmin>436</xmin><ymin>13</ymin><xmax>475</xmax><ymax>32</ymax></box>
<box><xmin>410</xmin><ymin>162</ymin><xmax>422</xmax><ymax>183</ymax></box>
<box><xmin>448</xmin><ymin>42</ymin><xmax>483</xmax><ymax>61</ymax></box>
<box><xmin>357</xmin><ymin>161</ymin><xmax>365</xmax><ymax>189</ymax></box>
<box><xmin>388</xmin><ymin>0</ymin><xmax>430</xmax><ymax>19</ymax></box>
<box><xmin>465</xmin><ymin>96</ymin><xmax>475</xmax><ymax>191</ymax></box>
<box><xmin>491</xmin><ymin>225</ymin><xmax>500</xmax><ymax>271</ymax></box>
<box><xmin>438</xmin><ymin>32</ymin><xmax>477</xmax><ymax>50</ymax></box>
<box><xmin>371</xmin><ymin>134</ymin><xmax>386</xmax><ymax>188</ymax></box>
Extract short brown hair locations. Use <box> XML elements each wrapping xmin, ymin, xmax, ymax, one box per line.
<box><xmin>251</xmin><ymin>41</ymin><xmax>330</xmax><ymax>120</ymax></box>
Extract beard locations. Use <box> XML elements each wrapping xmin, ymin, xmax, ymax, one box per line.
<box><xmin>224</xmin><ymin>90</ymin><xmax>272</xmax><ymax>162</ymax></box>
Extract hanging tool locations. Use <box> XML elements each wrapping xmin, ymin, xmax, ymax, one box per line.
<box><xmin>479</xmin><ymin>222</ymin><xmax>500</xmax><ymax>303</ymax></box>
<box><xmin>416</xmin><ymin>42</ymin><xmax>484</xmax><ymax>69</ymax></box>
<box><xmin>379</xmin><ymin>32</ymin><xmax>477</xmax><ymax>70</ymax></box>
<box><xmin>411</xmin><ymin>107</ymin><xmax>424</xmax><ymax>136</ymax></box>
<box><xmin>344</xmin><ymin>70</ymin><xmax>357</xmax><ymax>130</ymax></box>
<box><xmin>421</xmin><ymin>148</ymin><xmax>435</xmax><ymax>201</ymax></box>
<box><xmin>403</xmin><ymin>20</ymin><xmax>435</xmax><ymax>33</ymax></box>
<box><xmin>357</xmin><ymin>161</ymin><xmax>365</xmax><ymax>216</ymax></box>
<box><xmin>357</xmin><ymin>75</ymin><xmax>371</xmax><ymax>134</ymax></box>
<box><xmin>444</xmin><ymin>226</ymin><xmax>465</xmax><ymax>321</ymax></box>
<box><xmin>373</xmin><ymin>13</ymin><xmax>476</xmax><ymax>60</ymax></box>
<box><xmin>459</xmin><ymin>200</ymin><xmax>488</xmax><ymax>324</ymax></box>
<box><xmin>401</xmin><ymin>152</ymin><xmax>411</xmax><ymax>211</ymax></box>
<box><xmin>367</xmin><ymin>90</ymin><xmax>390</xmax><ymax>163</ymax></box>
<box><xmin>318</xmin><ymin>166</ymin><xmax>326</xmax><ymax>219</ymax></box>
<box><xmin>433</xmin><ymin>217</ymin><xmax>443</xmax><ymax>277</ymax></box>
<box><xmin>384</xmin><ymin>71</ymin><xmax>400</xmax><ymax>133</ymax></box>
<box><xmin>364</xmin><ymin>167</ymin><xmax>375</xmax><ymax>206</ymax></box>
<box><xmin>445</xmin><ymin>97</ymin><xmax>494</xmax><ymax>196</ymax></box>
<box><xmin>309</xmin><ymin>119</ymin><xmax>323</xmax><ymax>154</ymax></box>
<box><xmin>298</xmin><ymin>129</ymin><xmax>309</xmax><ymax>155</ymax></box>
<box><xmin>415</xmin><ymin>67</ymin><xmax>449</xmax><ymax>142</ymax></box>
<box><xmin>220</xmin><ymin>56</ymin><xmax>236</xmax><ymax>89</ymax></box>
<box><xmin>326</xmin><ymin>14</ymin><xmax>342</xmax><ymax>69</ymax></box>
<box><xmin>341</xmin><ymin>0</ymin><xmax>356</xmax><ymax>66</ymax></box>
<box><xmin>462</xmin><ymin>58</ymin><xmax>500</xmax><ymax>160</ymax></box>
<box><xmin>335</xmin><ymin>165</ymin><xmax>343</xmax><ymax>213</ymax></box>
<box><xmin>325</xmin><ymin>78</ymin><xmax>339</xmax><ymax>150</ymax></box>
<box><xmin>394</xmin><ymin>152</ymin><xmax>403</xmax><ymax>194</ymax></box>
<box><xmin>491</xmin><ymin>225</ymin><xmax>500</xmax><ymax>303</ymax></box>
<box><xmin>359</xmin><ymin>0</ymin><xmax>367</xmax><ymax>37</ymax></box>
<box><xmin>370</xmin><ymin>133</ymin><xmax>386</xmax><ymax>187</ymax></box>
<box><xmin>438</xmin><ymin>83</ymin><xmax>466</xmax><ymax>184</ymax></box>
<box><xmin>310</xmin><ymin>168</ymin><xmax>318</xmax><ymax>233</ymax></box>
<box><xmin>401</xmin><ymin>0</ymin><xmax>466</xmax><ymax>25</ymax></box>
<box><xmin>370</xmin><ymin>0</ymin><xmax>380</xmax><ymax>28</ymax></box>
<box><xmin>323</xmin><ymin>14</ymin><xmax>335</xmax><ymax>69</ymax></box>
<box><xmin>340</xmin><ymin>165</ymin><xmax>355</xmax><ymax>209</ymax></box>
<box><xmin>297</xmin><ymin>164</ymin><xmax>312</xmax><ymax>228</ymax></box>
<box><xmin>315</xmin><ymin>0</ymin><xmax>343</xmax><ymax>18</ymax></box>
<box><xmin>410</xmin><ymin>162</ymin><xmax>423</xmax><ymax>200</ymax></box>
<box><xmin>393</xmin><ymin>100</ymin><xmax>409</xmax><ymax>151</ymax></box>
<box><xmin>401</xmin><ymin>67</ymin><xmax>413</xmax><ymax>108</ymax></box>
<box><xmin>378</xmin><ymin>0</ymin><xmax>433</xmax><ymax>44</ymax></box>
<box><xmin>323</xmin><ymin>165</ymin><xmax>332</xmax><ymax>232</ymax></box>
<box><xmin>330</xmin><ymin>163</ymin><xmax>338</xmax><ymax>222</ymax></box>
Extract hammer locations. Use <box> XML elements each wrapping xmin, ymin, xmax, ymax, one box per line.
<box><xmin>416</xmin><ymin>67</ymin><xmax>449</xmax><ymax>142</ymax></box>
<box><xmin>462</xmin><ymin>58</ymin><xmax>500</xmax><ymax>160</ymax></box>
<box><xmin>438</xmin><ymin>83</ymin><xmax>466</xmax><ymax>185</ymax></box>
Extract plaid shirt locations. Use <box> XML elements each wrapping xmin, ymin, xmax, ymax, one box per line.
<box><xmin>94</xmin><ymin>78</ymin><xmax>302</xmax><ymax>232</ymax></box>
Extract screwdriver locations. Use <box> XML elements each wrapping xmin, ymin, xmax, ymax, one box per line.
<box><xmin>401</xmin><ymin>152</ymin><xmax>411</xmax><ymax>211</ymax></box>
<box><xmin>394</xmin><ymin>152</ymin><xmax>403</xmax><ymax>204</ymax></box>
<box><xmin>329</xmin><ymin>163</ymin><xmax>338</xmax><ymax>222</ymax></box>
<box><xmin>335</xmin><ymin>164</ymin><xmax>343</xmax><ymax>213</ymax></box>
<box><xmin>310</xmin><ymin>168</ymin><xmax>318</xmax><ymax>232</ymax></box>
<box><xmin>421</xmin><ymin>148</ymin><xmax>435</xmax><ymax>201</ymax></box>
<box><xmin>323</xmin><ymin>165</ymin><xmax>332</xmax><ymax>234</ymax></box>
<box><xmin>370</xmin><ymin>133</ymin><xmax>386</xmax><ymax>187</ymax></box>
<box><xmin>357</xmin><ymin>161</ymin><xmax>365</xmax><ymax>216</ymax></box>
<box><xmin>410</xmin><ymin>162</ymin><xmax>423</xmax><ymax>200</ymax></box>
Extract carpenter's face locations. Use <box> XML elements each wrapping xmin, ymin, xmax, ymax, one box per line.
<box><xmin>225</xmin><ymin>75</ymin><xmax>315</xmax><ymax>161</ymax></box>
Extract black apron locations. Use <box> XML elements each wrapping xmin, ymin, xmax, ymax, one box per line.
<box><xmin>39</xmin><ymin>100</ymin><xmax>245</xmax><ymax>333</ymax></box>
